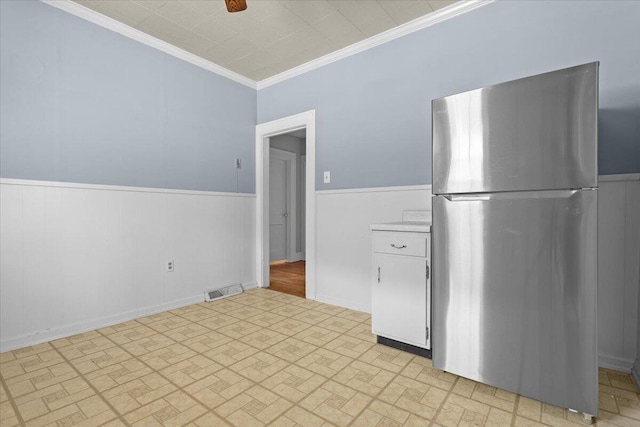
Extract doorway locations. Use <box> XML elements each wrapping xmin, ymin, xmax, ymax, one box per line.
<box><xmin>269</xmin><ymin>132</ymin><xmax>306</xmax><ymax>297</ymax></box>
<box><xmin>255</xmin><ymin>110</ymin><xmax>316</xmax><ymax>300</ymax></box>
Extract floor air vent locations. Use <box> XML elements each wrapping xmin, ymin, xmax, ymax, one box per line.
<box><xmin>205</xmin><ymin>284</ymin><xmax>243</xmax><ymax>302</ymax></box>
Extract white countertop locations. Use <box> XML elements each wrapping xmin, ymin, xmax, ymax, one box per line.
<box><xmin>369</xmin><ymin>221</ymin><xmax>431</xmax><ymax>233</ymax></box>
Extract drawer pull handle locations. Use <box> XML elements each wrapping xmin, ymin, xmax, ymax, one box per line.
<box><xmin>377</xmin><ymin>267</ymin><xmax>381</xmax><ymax>283</ymax></box>
<box><xmin>390</xmin><ymin>244</ymin><xmax>407</xmax><ymax>249</ymax></box>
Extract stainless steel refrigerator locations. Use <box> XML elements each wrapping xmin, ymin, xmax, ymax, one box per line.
<box><xmin>432</xmin><ymin>62</ymin><xmax>599</xmax><ymax>417</ymax></box>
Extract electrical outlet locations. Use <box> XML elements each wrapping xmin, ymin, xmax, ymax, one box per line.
<box><xmin>167</xmin><ymin>260</ymin><xmax>174</xmax><ymax>272</ymax></box>
<box><xmin>323</xmin><ymin>171</ymin><xmax>331</xmax><ymax>184</ymax></box>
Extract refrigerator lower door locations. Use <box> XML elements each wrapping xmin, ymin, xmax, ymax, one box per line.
<box><xmin>432</xmin><ymin>189</ymin><xmax>598</xmax><ymax>415</ymax></box>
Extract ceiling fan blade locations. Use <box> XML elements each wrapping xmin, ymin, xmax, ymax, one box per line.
<box><xmin>225</xmin><ymin>0</ymin><xmax>247</xmax><ymax>13</ymax></box>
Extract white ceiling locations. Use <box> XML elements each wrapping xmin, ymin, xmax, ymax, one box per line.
<box><xmin>71</xmin><ymin>0</ymin><xmax>459</xmax><ymax>81</ymax></box>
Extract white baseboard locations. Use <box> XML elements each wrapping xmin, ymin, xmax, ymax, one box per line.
<box><xmin>632</xmin><ymin>360</ymin><xmax>640</xmax><ymax>388</ymax></box>
<box><xmin>1</xmin><ymin>280</ymin><xmax>260</xmax><ymax>352</ymax></box>
<box><xmin>288</xmin><ymin>253</ymin><xmax>305</xmax><ymax>263</ymax></box>
<box><xmin>598</xmin><ymin>353</ymin><xmax>635</xmax><ymax>372</ymax></box>
<box><xmin>632</xmin><ymin>370</ymin><xmax>640</xmax><ymax>389</ymax></box>
<box><xmin>241</xmin><ymin>281</ymin><xmax>258</xmax><ymax>291</ymax></box>
<box><xmin>315</xmin><ymin>294</ymin><xmax>369</xmax><ymax>314</ymax></box>
<box><xmin>0</xmin><ymin>294</ymin><xmax>203</xmax><ymax>353</ymax></box>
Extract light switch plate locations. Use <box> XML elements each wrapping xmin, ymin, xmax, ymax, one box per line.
<box><xmin>323</xmin><ymin>171</ymin><xmax>331</xmax><ymax>184</ymax></box>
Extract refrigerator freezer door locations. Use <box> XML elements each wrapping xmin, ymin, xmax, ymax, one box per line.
<box><xmin>432</xmin><ymin>62</ymin><xmax>598</xmax><ymax>195</ymax></box>
<box><xmin>432</xmin><ymin>189</ymin><xmax>598</xmax><ymax>415</ymax></box>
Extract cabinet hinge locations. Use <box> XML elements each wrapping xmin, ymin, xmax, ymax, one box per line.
<box><xmin>426</xmin><ymin>264</ymin><xmax>430</xmax><ymax>280</ymax></box>
<box><xmin>426</xmin><ymin>327</ymin><xmax>430</xmax><ymax>340</ymax></box>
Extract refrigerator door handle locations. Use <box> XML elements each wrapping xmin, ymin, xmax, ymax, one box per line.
<box><xmin>444</xmin><ymin>189</ymin><xmax>581</xmax><ymax>202</ymax></box>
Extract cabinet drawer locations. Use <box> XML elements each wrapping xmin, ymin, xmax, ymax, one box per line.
<box><xmin>373</xmin><ymin>234</ymin><xmax>427</xmax><ymax>257</ymax></box>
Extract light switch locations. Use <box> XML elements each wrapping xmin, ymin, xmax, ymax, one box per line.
<box><xmin>323</xmin><ymin>171</ymin><xmax>331</xmax><ymax>184</ymax></box>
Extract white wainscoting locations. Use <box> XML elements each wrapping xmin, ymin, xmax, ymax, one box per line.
<box><xmin>315</xmin><ymin>185</ymin><xmax>431</xmax><ymax>313</ymax></box>
<box><xmin>314</xmin><ymin>176</ymin><xmax>640</xmax><ymax>372</ymax></box>
<box><xmin>2</xmin><ymin>175</ymin><xmax>638</xmax><ymax>370</ymax></box>
<box><xmin>636</xmin><ymin>241</ymin><xmax>640</xmax><ymax>386</ymax></box>
<box><xmin>598</xmin><ymin>174</ymin><xmax>640</xmax><ymax>371</ymax></box>
<box><xmin>0</xmin><ymin>179</ymin><xmax>256</xmax><ymax>352</ymax></box>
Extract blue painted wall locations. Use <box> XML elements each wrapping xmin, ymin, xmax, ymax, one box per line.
<box><xmin>0</xmin><ymin>0</ymin><xmax>256</xmax><ymax>193</ymax></box>
<box><xmin>2</xmin><ymin>1</ymin><xmax>638</xmax><ymax>193</ymax></box>
<box><xmin>258</xmin><ymin>0</ymin><xmax>640</xmax><ymax>190</ymax></box>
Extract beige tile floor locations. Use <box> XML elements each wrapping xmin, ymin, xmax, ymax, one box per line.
<box><xmin>1</xmin><ymin>288</ymin><xmax>639</xmax><ymax>426</ymax></box>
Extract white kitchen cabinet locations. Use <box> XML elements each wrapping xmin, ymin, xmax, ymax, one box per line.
<box><xmin>371</xmin><ymin>230</ymin><xmax>431</xmax><ymax>350</ymax></box>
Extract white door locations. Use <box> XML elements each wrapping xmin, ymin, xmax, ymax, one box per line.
<box><xmin>269</xmin><ymin>155</ymin><xmax>287</xmax><ymax>262</ymax></box>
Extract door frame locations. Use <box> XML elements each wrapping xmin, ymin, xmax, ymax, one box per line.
<box><xmin>255</xmin><ymin>110</ymin><xmax>316</xmax><ymax>299</ymax></box>
<box><xmin>269</xmin><ymin>147</ymin><xmax>297</xmax><ymax>262</ymax></box>
<box><xmin>300</xmin><ymin>154</ymin><xmax>306</xmax><ymax>260</ymax></box>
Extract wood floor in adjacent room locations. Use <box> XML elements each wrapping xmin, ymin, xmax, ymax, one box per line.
<box><xmin>0</xmin><ymin>289</ymin><xmax>638</xmax><ymax>426</ymax></box>
<box><xmin>270</xmin><ymin>261</ymin><xmax>305</xmax><ymax>298</ymax></box>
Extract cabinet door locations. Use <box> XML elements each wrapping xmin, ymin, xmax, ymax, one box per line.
<box><xmin>426</xmin><ymin>234</ymin><xmax>431</xmax><ymax>350</ymax></box>
<box><xmin>372</xmin><ymin>253</ymin><xmax>427</xmax><ymax>348</ymax></box>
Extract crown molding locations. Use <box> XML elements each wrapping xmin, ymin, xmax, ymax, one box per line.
<box><xmin>41</xmin><ymin>0</ymin><xmax>494</xmax><ymax>91</ymax></box>
<box><xmin>257</xmin><ymin>0</ymin><xmax>495</xmax><ymax>90</ymax></box>
<box><xmin>41</xmin><ymin>0</ymin><xmax>257</xmax><ymax>89</ymax></box>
